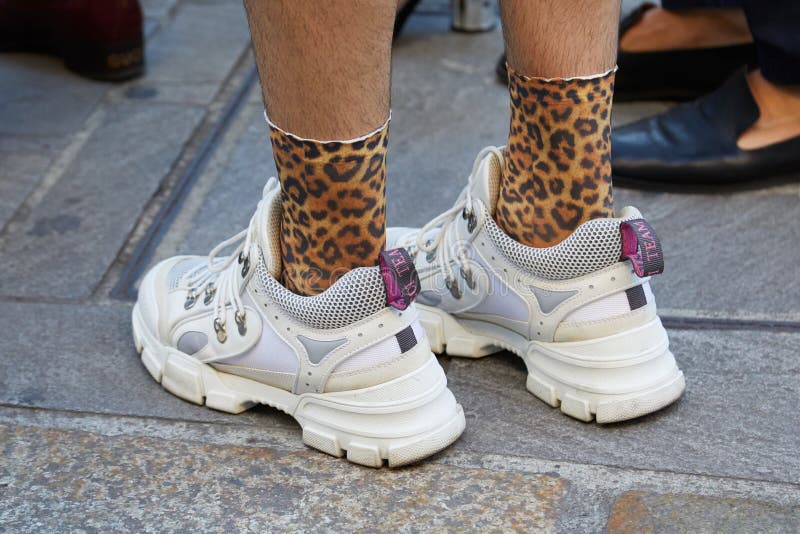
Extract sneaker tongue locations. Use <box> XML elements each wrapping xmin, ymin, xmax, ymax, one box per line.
<box><xmin>468</xmin><ymin>150</ymin><xmax>502</xmax><ymax>215</ymax></box>
<box><xmin>256</xmin><ymin>178</ymin><xmax>283</xmax><ymax>278</ymax></box>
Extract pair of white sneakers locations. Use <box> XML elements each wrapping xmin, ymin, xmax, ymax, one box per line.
<box><xmin>132</xmin><ymin>148</ymin><xmax>685</xmax><ymax>468</ymax></box>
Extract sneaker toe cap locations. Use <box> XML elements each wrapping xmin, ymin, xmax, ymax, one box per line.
<box><xmin>137</xmin><ymin>256</ymin><xmax>202</xmax><ymax>338</ymax></box>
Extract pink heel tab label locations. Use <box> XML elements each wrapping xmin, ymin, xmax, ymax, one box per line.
<box><xmin>379</xmin><ymin>248</ymin><xmax>420</xmax><ymax>310</ymax></box>
<box><xmin>620</xmin><ymin>219</ymin><xmax>664</xmax><ymax>277</ymax></box>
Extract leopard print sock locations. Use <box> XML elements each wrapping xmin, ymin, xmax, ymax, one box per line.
<box><xmin>496</xmin><ymin>66</ymin><xmax>615</xmax><ymax>247</ymax></box>
<box><xmin>268</xmin><ymin>119</ymin><xmax>389</xmax><ymax>296</ymax></box>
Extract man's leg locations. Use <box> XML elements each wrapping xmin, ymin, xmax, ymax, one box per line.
<box><xmin>387</xmin><ymin>0</ymin><xmax>684</xmax><ymax>423</ymax></box>
<box><xmin>133</xmin><ymin>0</ymin><xmax>467</xmax><ymax>466</ymax></box>
<box><xmin>244</xmin><ymin>0</ymin><xmax>396</xmax><ymax>295</ymax></box>
<box><xmin>495</xmin><ymin>0</ymin><xmax>619</xmax><ymax>247</ymax></box>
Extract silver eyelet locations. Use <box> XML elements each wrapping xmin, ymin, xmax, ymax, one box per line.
<box><xmin>241</xmin><ymin>256</ymin><xmax>250</xmax><ymax>277</ymax></box>
<box><xmin>235</xmin><ymin>310</ymin><xmax>247</xmax><ymax>336</ymax></box>
<box><xmin>467</xmin><ymin>214</ymin><xmax>477</xmax><ymax>233</ymax></box>
<box><xmin>184</xmin><ymin>290</ymin><xmax>198</xmax><ymax>310</ymax></box>
<box><xmin>462</xmin><ymin>208</ymin><xmax>477</xmax><ymax>232</ymax></box>
<box><xmin>446</xmin><ymin>277</ymin><xmax>461</xmax><ymax>299</ymax></box>
<box><xmin>460</xmin><ymin>267</ymin><xmax>476</xmax><ymax>289</ymax></box>
<box><xmin>237</xmin><ymin>251</ymin><xmax>245</xmax><ymax>264</ymax></box>
<box><xmin>203</xmin><ymin>283</ymin><xmax>216</xmax><ymax>305</ymax></box>
<box><xmin>214</xmin><ymin>318</ymin><xmax>227</xmax><ymax>343</ymax></box>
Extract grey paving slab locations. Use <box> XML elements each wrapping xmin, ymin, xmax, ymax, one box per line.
<box><xmin>0</xmin><ymin>54</ymin><xmax>109</xmax><ymax>136</ymax></box>
<box><xmin>0</xmin><ymin>300</ymin><xmax>295</xmax><ymax>429</ymax></box>
<box><xmin>0</xmin><ymin>101</ymin><xmax>204</xmax><ymax>299</ymax></box>
<box><xmin>0</xmin><ymin>424</ymin><xmax>567</xmax><ymax>532</ymax></box>
<box><xmin>129</xmin><ymin>0</ymin><xmax>251</xmax><ymax>105</ymax></box>
<box><xmin>607</xmin><ymin>490</ymin><xmax>800</xmax><ymax>533</ymax></box>
<box><xmin>445</xmin><ymin>328</ymin><xmax>800</xmax><ymax>485</ymax></box>
<box><xmin>613</xmin><ymin>190</ymin><xmax>800</xmax><ymax>319</ymax></box>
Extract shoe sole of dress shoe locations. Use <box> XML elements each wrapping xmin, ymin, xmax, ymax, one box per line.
<box><xmin>132</xmin><ymin>303</ymin><xmax>466</xmax><ymax>468</ymax></box>
<box><xmin>418</xmin><ymin>304</ymin><xmax>685</xmax><ymax>424</ymax></box>
<box><xmin>612</xmin><ymin>88</ymin><xmax>706</xmax><ymax>102</ymax></box>
<box><xmin>63</xmin><ymin>36</ymin><xmax>144</xmax><ymax>82</ymax></box>
<box><xmin>613</xmin><ymin>171</ymin><xmax>799</xmax><ymax>193</ymax></box>
<box><xmin>1</xmin><ymin>36</ymin><xmax>144</xmax><ymax>82</ymax></box>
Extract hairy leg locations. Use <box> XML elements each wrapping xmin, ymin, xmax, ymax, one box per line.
<box><xmin>496</xmin><ymin>0</ymin><xmax>619</xmax><ymax>247</ymax></box>
<box><xmin>244</xmin><ymin>0</ymin><xmax>397</xmax><ymax>295</ymax></box>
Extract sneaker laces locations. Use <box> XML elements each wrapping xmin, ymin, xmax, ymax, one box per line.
<box><xmin>182</xmin><ymin>178</ymin><xmax>280</xmax><ymax>342</ymax></box>
<box><xmin>403</xmin><ymin>146</ymin><xmax>504</xmax><ymax>297</ymax></box>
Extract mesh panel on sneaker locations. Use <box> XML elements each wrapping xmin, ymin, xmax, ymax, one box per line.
<box><xmin>255</xmin><ymin>255</ymin><xmax>387</xmax><ymax>330</ymax></box>
<box><xmin>482</xmin><ymin>207</ymin><xmax>640</xmax><ymax>280</ymax></box>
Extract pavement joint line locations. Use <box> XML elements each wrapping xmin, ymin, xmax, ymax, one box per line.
<box><xmin>104</xmin><ymin>52</ymin><xmax>258</xmax><ymax>301</ymax></box>
<box><xmin>660</xmin><ymin>307</ymin><xmax>800</xmax><ymax>322</ymax></box>
<box><xmin>661</xmin><ymin>315</ymin><xmax>800</xmax><ymax>333</ymax></box>
<box><xmin>437</xmin><ymin>452</ymin><xmax>800</xmax><ymax>506</ymax></box>
<box><xmin>3</xmin><ymin>295</ymin><xmax>799</xmax><ymax>335</ymax></box>
<box><xmin>0</xmin><ymin>295</ymin><xmax>90</xmax><ymax>305</ymax></box>
<box><xmin>2</xmin><ymin>402</ymin><xmax>798</xmax><ymax>503</ymax></box>
<box><xmin>0</xmin><ymin>401</ymin><xmax>298</xmax><ymax>430</ymax></box>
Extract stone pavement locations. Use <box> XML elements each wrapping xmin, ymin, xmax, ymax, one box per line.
<box><xmin>1</xmin><ymin>0</ymin><xmax>798</xmax><ymax>532</ymax></box>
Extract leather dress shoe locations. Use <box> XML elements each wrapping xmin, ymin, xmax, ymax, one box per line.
<box><xmin>495</xmin><ymin>3</ymin><xmax>755</xmax><ymax>102</ymax></box>
<box><xmin>394</xmin><ymin>0</ymin><xmax>421</xmax><ymax>40</ymax></box>
<box><xmin>0</xmin><ymin>0</ymin><xmax>144</xmax><ymax>82</ymax></box>
<box><xmin>612</xmin><ymin>69</ymin><xmax>800</xmax><ymax>190</ymax></box>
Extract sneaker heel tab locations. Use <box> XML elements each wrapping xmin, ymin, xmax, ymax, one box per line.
<box><xmin>620</xmin><ymin>218</ymin><xmax>664</xmax><ymax>277</ymax></box>
<box><xmin>379</xmin><ymin>248</ymin><xmax>420</xmax><ymax>310</ymax></box>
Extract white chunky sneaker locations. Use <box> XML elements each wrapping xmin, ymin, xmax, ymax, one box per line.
<box><xmin>132</xmin><ymin>179</ymin><xmax>465</xmax><ymax>467</ymax></box>
<box><xmin>388</xmin><ymin>147</ymin><xmax>685</xmax><ymax>423</ymax></box>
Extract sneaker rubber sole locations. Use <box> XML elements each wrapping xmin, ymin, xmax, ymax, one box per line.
<box><xmin>417</xmin><ymin>304</ymin><xmax>685</xmax><ymax>424</ymax></box>
<box><xmin>132</xmin><ymin>303</ymin><xmax>465</xmax><ymax>468</ymax></box>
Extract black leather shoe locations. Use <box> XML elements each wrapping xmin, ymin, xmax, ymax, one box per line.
<box><xmin>495</xmin><ymin>3</ymin><xmax>756</xmax><ymax>101</ymax></box>
<box><xmin>612</xmin><ymin>70</ymin><xmax>800</xmax><ymax>190</ymax></box>
<box><xmin>615</xmin><ymin>3</ymin><xmax>756</xmax><ymax>102</ymax></box>
<box><xmin>394</xmin><ymin>0</ymin><xmax>421</xmax><ymax>41</ymax></box>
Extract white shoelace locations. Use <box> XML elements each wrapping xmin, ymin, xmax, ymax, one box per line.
<box><xmin>404</xmin><ymin>146</ymin><xmax>504</xmax><ymax>295</ymax></box>
<box><xmin>182</xmin><ymin>178</ymin><xmax>280</xmax><ymax>342</ymax></box>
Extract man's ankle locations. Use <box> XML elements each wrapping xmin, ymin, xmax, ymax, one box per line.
<box><xmin>738</xmin><ymin>70</ymin><xmax>800</xmax><ymax>150</ymax></box>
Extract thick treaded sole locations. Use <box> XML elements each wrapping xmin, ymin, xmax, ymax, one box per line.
<box><xmin>132</xmin><ymin>304</ymin><xmax>465</xmax><ymax>468</ymax></box>
<box><xmin>418</xmin><ymin>304</ymin><xmax>685</xmax><ymax>424</ymax></box>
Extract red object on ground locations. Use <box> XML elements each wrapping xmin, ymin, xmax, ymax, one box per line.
<box><xmin>0</xmin><ymin>0</ymin><xmax>144</xmax><ymax>82</ymax></box>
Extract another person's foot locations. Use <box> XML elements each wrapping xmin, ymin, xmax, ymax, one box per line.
<box><xmin>612</xmin><ymin>69</ymin><xmax>800</xmax><ymax>189</ymax></box>
<box><xmin>388</xmin><ymin>148</ymin><xmax>685</xmax><ymax>423</ymax></box>
<box><xmin>393</xmin><ymin>0</ymin><xmax>421</xmax><ymax>40</ymax></box>
<box><xmin>495</xmin><ymin>4</ymin><xmax>755</xmax><ymax>101</ymax></box>
<box><xmin>615</xmin><ymin>4</ymin><xmax>755</xmax><ymax>101</ymax></box>
<box><xmin>132</xmin><ymin>179</ymin><xmax>465</xmax><ymax>467</ymax></box>
<box><xmin>0</xmin><ymin>0</ymin><xmax>144</xmax><ymax>82</ymax></box>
